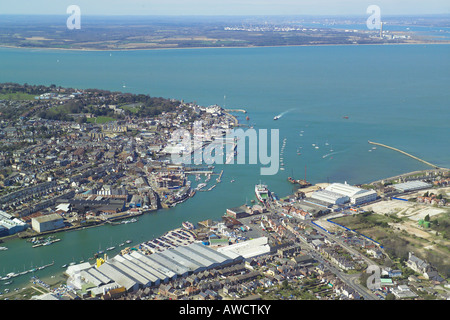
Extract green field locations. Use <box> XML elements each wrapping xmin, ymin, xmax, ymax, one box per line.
<box><xmin>121</xmin><ymin>104</ymin><xmax>141</xmax><ymax>114</ymax></box>
<box><xmin>87</xmin><ymin>116</ymin><xmax>116</xmax><ymax>124</ymax></box>
<box><xmin>0</xmin><ymin>93</ymin><xmax>37</xmax><ymax>100</ymax></box>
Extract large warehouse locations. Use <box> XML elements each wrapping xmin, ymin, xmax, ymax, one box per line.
<box><xmin>393</xmin><ymin>181</ymin><xmax>432</xmax><ymax>193</ymax></box>
<box><xmin>31</xmin><ymin>213</ymin><xmax>65</xmax><ymax>233</ymax></box>
<box><xmin>310</xmin><ymin>190</ymin><xmax>350</xmax><ymax>205</ymax></box>
<box><xmin>325</xmin><ymin>182</ymin><xmax>377</xmax><ymax>205</ymax></box>
<box><xmin>66</xmin><ymin>242</ymin><xmax>243</xmax><ymax>295</ymax></box>
<box><xmin>217</xmin><ymin>237</ymin><xmax>271</xmax><ymax>259</ymax></box>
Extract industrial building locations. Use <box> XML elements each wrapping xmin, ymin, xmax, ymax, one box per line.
<box><xmin>226</xmin><ymin>205</ymin><xmax>250</xmax><ymax>219</ymax></box>
<box><xmin>0</xmin><ymin>210</ymin><xmax>27</xmax><ymax>236</ymax></box>
<box><xmin>217</xmin><ymin>237</ymin><xmax>271</xmax><ymax>259</ymax></box>
<box><xmin>325</xmin><ymin>182</ymin><xmax>377</xmax><ymax>205</ymax></box>
<box><xmin>66</xmin><ymin>241</ymin><xmax>243</xmax><ymax>296</ymax></box>
<box><xmin>393</xmin><ymin>181</ymin><xmax>432</xmax><ymax>193</ymax></box>
<box><xmin>31</xmin><ymin>213</ymin><xmax>65</xmax><ymax>233</ymax></box>
<box><xmin>310</xmin><ymin>190</ymin><xmax>349</xmax><ymax>205</ymax></box>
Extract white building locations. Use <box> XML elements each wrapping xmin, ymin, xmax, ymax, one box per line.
<box><xmin>393</xmin><ymin>181</ymin><xmax>432</xmax><ymax>193</ymax></box>
<box><xmin>325</xmin><ymin>182</ymin><xmax>377</xmax><ymax>205</ymax></box>
<box><xmin>0</xmin><ymin>210</ymin><xmax>27</xmax><ymax>235</ymax></box>
<box><xmin>311</xmin><ymin>190</ymin><xmax>349</xmax><ymax>205</ymax></box>
<box><xmin>391</xmin><ymin>285</ymin><xmax>418</xmax><ymax>299</ymax></box>
<box><xmin>217</xmin><ymin>237</ymin><xmax>271</xmax><ymax>259</ymax></box>
<box><xmin>31</xmin><ymin>213</ymin><xmax>65</xmax><ymax>233</ymax></box>
<box><xmin>65</xmin><ymin>242</ymin><xmax>242</xmax><ymax>295</ymax></box>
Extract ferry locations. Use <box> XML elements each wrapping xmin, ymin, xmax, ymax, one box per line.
<box><xmin>255</xmin><ymin>184</ymin><xmax>271</xmax><ymax>203</ymax></box>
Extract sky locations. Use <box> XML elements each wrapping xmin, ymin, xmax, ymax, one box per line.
<box><xmin>0</xmin><ymin>0</ymin><xmax>449</xmax><ymax>16</ymax></box>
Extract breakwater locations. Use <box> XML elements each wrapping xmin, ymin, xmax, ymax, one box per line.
<box><xmin>368</xmin><ymin>141</ymin><xmax>442</xmax><ymax>169</ymax></box>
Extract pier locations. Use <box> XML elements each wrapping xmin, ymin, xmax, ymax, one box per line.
<box><xmin>368</xmin><ymin>140</ymin><xmax>442</xmax><ymax>169</ymax></box>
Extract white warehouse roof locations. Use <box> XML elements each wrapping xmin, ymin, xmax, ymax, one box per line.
<box><xmin>311</xmin><ymin>190</ymin><xmax>349</xmax><ymax>204</ymax></box>
<box><xmin>325</xmin><ymin>183</ymin><xmax>368</xmax><ymax>197</ymax></box>
<box><xmin>129</xmin><ymin>251</ymin><xmax>176</xmax><ymax>280</ymax></box>
<box><xmin>66</xmin><ymin>242</ymin><xmax>243</xmax><ymax>294</ymax></box>
<box><xmin>218</xmin><ymin>237</ymin><xmax>271</xmax><ymax>259</ymax></box>
<box><xmin>394</xmin><ymin>181</ymin><xmax>432</xmax><ymax>192</ymax></box>
<box><xmin>325</xmin><ymin>182</ymin><xmax>377</xmax><ymax>204</ymax></box>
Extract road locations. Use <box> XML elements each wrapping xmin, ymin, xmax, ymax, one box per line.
<box><xmin>297</xmin><ymin>233</ymin><xmax>378</xmax><ymax>301</ymax></box>
<box><xmin>260</xmin><ymin>203</ymin><xmax>379</xmax><ymax>300</ymax></box>
<box><xmin>304</xmin><ymin>220</ymin><xmax>380</xmax><ymax>300</ymax></box>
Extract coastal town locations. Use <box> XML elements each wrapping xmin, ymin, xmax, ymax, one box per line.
<box><xmin>0</xmin><ymin>83</ymin><xmax>449</xmax><ymax>301</ymax></box>
<box><xmin>0</xmin><ymin>83</ymin><xmax>239</xmax><ymax>235</ymax></box>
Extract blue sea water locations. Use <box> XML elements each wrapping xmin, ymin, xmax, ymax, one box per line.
<box><xmin>0</xmin><ymin>44</ymin><xmax>449</xmax><ymax>290</ymax></box>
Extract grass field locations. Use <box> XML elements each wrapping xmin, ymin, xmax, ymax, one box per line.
<box><xmin>332</xmin><ymin>210</ymin><xmax>450</xmax><ymax>277</ymax></box>
<box><xmin>0</xmin><ymin>93</ymin><xmax>36</xmax><ymax>100</ymax></box>
<box><xmin>87</xmin><ymin>116</ymin><xmax>116</xmax><ymax>124</ymax></box>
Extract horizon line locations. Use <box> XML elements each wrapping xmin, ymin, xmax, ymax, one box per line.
<box><xmin>0</xmin><ymin>13</ymin><xmax>449</xmax><ymax>17</ymax></box>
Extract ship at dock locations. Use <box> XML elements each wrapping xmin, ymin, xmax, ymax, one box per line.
<box><xmin>255</xmin><ymin>184</ymin><xmax>272</xmax><ymax>203</ymax></box>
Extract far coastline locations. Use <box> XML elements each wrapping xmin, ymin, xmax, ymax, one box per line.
<box><xmin>0</xmin><ymin>40</ymin><xmax>449</xmax><ymax>53</ymax></box>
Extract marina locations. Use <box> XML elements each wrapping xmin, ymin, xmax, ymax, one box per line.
<box><xmin>0</xmin><ymin>261</ymin><xmax>55</xmax><ymax>282</ymax></box>
<box><xmin>28</xmin><ymin>236</ymin><xmax>61</xmax><ymax>248</ymax></box>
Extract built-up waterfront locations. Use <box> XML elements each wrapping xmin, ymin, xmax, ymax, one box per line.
<box><xmin>1</xmin><ymin>164</ymin><xmax>449</xmax><ymax>300</ymax></box>
<box><xmin>0</xmin><ymin>44</ymin><xmax>449</xmax><ymax>300</ymax></box>
<box><xmin>0</xmin><ymin>83</ymin><xmax>245</xmax><ymax>292</ymax></box>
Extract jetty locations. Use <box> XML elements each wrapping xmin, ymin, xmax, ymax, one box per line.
<box><xmin>368</xmin><ymin>140</ymin><xmax>442</xmax><ymax>169</ymax></box>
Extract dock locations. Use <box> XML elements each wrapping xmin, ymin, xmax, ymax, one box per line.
<box><xmin>216</xmin><ymin>169</ymin><xmax>224</xmax><ymax>182</ymax></box>
<box><xmin>368</xmin><ymin>140</ymin><xmax>442</xmax><ymax>169</ymax></box>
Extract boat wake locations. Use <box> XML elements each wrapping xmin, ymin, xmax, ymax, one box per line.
<box><xmin>322</xmin><ymin>149</ymin><xmax>346</xmax><ymax>159</ymax></box>
<box><xmin>274</xmin><ymin>108</ymin><xmax>295</xmax><ymax>120</ymax></box>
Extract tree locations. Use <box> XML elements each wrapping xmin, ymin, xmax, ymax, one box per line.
<box><xmin>424</xmin><ymin>214</ymin><xmax>430</xmax><ymax>222</ymax></box>
<box><xmin>386</xmin><ymin>293</ymin><xmax>396</xmax><ymax>300</ymax></box>
<box><xmin>77</xmin><ymin>116</ymin><xmax>87</xmax><ymax>124</ymax></box>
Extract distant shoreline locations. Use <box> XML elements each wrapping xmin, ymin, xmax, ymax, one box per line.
<box><xmin>0</xmin><ymin>41</ymin><xmax>448</xmax><ymax>53</ymax></box>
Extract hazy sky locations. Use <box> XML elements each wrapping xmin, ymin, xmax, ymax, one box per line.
<box><xmin>0</xmin><ymin>0</ymin><xmax>449</xmax><ymax>16</ymax></box>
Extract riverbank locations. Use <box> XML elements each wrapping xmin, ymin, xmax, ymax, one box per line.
<box><xmin>7</xmin><ymin>210</ymin><xmax>149</xmax><ymax>241</ymax></box>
